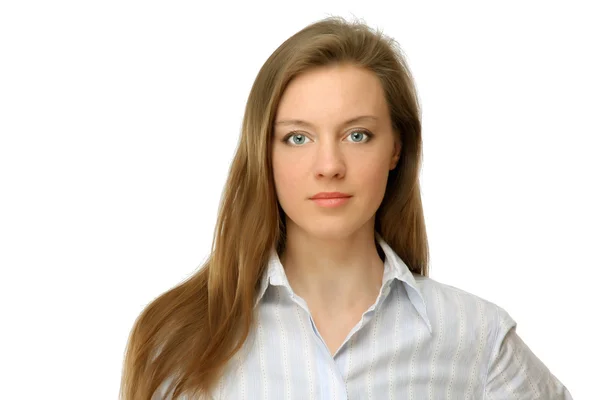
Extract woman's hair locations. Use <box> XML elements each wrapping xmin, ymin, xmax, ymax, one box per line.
<box><xmin>120</xmin><ymin>15</ymin><xmax>429</xmax><ymax>400</ymax></box>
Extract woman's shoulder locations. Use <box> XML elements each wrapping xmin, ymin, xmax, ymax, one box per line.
<box><xmin>410</xmin><ymin>273</ymin><xmax>516</xmax><ymax>336</ymax></box>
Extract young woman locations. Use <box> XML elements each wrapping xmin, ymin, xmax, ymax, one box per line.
<box><xmin>120</xmin><ymin>16</ymin><xmax>572</xmax><ymax>400</ymax></box>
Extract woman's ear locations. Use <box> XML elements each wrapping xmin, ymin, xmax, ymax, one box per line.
<box><xmin>390</xmin><ymin>138</ymin><xmax>401</xmax><ymax>170</ymax></box>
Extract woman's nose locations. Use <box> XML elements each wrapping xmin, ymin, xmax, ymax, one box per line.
<box><xmin>313</xmin><ymin>139</ymin><xmax>346</xmax><ymax>179</ymax></box>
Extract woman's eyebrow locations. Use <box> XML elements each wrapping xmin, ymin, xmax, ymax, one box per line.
<box><xmin>274</xmin><ymin>115</ymin><xmax>378</xmax><ymax>129</ymax></box>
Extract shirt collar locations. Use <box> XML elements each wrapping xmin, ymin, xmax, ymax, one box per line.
<box><xmin>254</xmin><ymin>232</ymin><xmax>432</xmax><ymax>333</ymax></box>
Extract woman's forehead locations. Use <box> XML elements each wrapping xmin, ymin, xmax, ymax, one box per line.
<box><xmin>275</xmin><ymin>66</ymin><xmax>388</xmax><ymax>124</ymax></box>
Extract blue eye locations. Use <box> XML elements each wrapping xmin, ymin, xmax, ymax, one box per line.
<box><xmin>349</xmin><ymin>131</ymin><xmax>368</xmax><ymax>142</ymax></box>
<box><xmin>287</xmin><ymin>133</ymin><xmax>308</xmax><ymax>145</ymax></box>
<box><xmin>282</xmin><ymin>130</ymin><xmax>373</xmax><ymax>146</ymax></box>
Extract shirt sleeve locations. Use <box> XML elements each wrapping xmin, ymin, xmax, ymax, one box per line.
<box><xmin>484</xmin><ymin>307</ymin><xmax>573</xmax><ymax>399</ymax></box>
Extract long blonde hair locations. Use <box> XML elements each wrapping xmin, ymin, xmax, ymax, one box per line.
<box><xmin>120</xmin><ymin>15</ymin><xmax>429</xmax><ymax>399</ymax></box>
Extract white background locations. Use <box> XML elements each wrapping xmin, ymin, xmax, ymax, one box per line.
<box><xmin>1</xmin><ymin>1</ymin><xmax>597</xmax><ymax>399</ymax></box>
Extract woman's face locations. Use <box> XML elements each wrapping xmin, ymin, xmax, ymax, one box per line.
<box><xmin>271</xmin><ymin>63</ymin><xmax>400</xmax><ymax>240</ymax></box>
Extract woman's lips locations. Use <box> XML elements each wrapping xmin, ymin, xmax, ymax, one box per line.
<box><xmin>310</xmin><ymin>196</ymin><xmax>351</xmax><ymax>208</ymax></box>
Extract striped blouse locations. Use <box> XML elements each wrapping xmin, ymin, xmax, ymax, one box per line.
<box><xmin>158</xmin><ymin>233</ymin><xmax>573</xmax><ymax>399</ymax></box>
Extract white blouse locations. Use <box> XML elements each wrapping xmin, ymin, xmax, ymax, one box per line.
<box><xmin>157</xmin><ymin>232</ymin><xmax>573</xmax><ymax>399</ymax></box>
